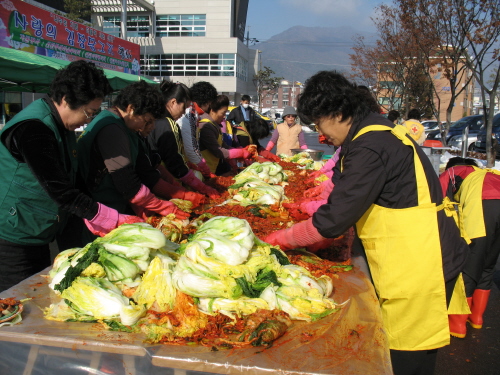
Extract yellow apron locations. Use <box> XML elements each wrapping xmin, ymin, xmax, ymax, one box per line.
<box><xmin>454</xmin><ymin>166</ymin><xmax>500</xmax><ymax>240</ymax></box>
<box><xmin>352</xmin><ymin>124</ymin><xmax>468</xmax><ymax>350</ymax></box>
<box><xmin>234</xmin><ymin>122</ymin><xmax>254</xmax><ymax>144</ymax></box>
<box><xmin>199</xmin><ymin>118</ymin><xmax>223</xmax><ymax>173</ymax></box>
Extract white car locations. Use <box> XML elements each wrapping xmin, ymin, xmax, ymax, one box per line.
<box><xmin>448</xmin><ymin>133</ymin><xmax>477</xmax><ymax>151</ymax></box>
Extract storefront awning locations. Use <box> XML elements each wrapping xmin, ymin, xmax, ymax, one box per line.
<box><xmin>0</xmin><ymin>47</ymin><xmax>157</xmax><ymax>93</ymax></box>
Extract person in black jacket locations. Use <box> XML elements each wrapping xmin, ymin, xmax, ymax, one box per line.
<box><xmin>226</xmin><ymin>94</ymin><xmax>257</xmax><ymax>125</ymax></box>
<box><xmin>263</xmin><ymin>70</ymin><xmax>469</xmax><ymax>375</ymax></box>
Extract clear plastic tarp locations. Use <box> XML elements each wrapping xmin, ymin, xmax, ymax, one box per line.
<box><xmin>0</xmin><ymin>257</ymin><xmax>391</xmax><ymax>375</ymax></box>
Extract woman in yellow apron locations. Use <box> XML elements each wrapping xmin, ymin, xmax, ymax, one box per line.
<box><xmin>263</xmin><ymin>71</ymin><xmax>469</xmax><ymax>375</ymax></box>
<box><xmin>198</xmin><ymin>95</ymin><xmax>252</xmax><ymax>175</ymax></box>
<box><xmin>440</xmin><ymin>157</ymin><xmax>500</xmax><ymax>338</ymax></box>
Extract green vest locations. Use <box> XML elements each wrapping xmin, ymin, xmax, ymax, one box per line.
<box><xmin>77</xmin><ymin>110</ymin><xmax>139</xmax><ymax>214</ymax></box>
<box><xmin>234</xmin><ymin>122</ymin><xmax>254</xmax><ymax>144</ymax></box>
<box><xmin>0</xmin><ymin>99</ymin><xmax>77</xmax><ymax>245</ymax></box>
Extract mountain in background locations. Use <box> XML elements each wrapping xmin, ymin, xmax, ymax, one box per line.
<box><xmin>251</xmin><ymin>25</ymin><xmax>377</xmax><ymax>83</ymax></box>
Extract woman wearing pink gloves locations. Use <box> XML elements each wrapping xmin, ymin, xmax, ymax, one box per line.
<box><xmin>77</xmin><ymin>81</ymin><xmax>190</xmax><ymax>230</ymax></box>
<box><xmin>265</xmin><ymin>106</ymin><xmax>307</xmax><ymax>156</ymax></box>
<box><xmin>148</xmin><ymin>81</ymin><xmax>219</xmax><ymax>201</ymax></box>
<box><xmin>264</xmin><ymin>70</ymin><xmax>469</xmax><ymax>375</ymax></box>
<box><xmin>199</xmin><ymin>95</ymin><xmax>252</xmax><ymax>175</ymax></box>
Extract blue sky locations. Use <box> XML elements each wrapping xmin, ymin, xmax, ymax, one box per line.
<box><xmin>246</xmin><ymin>0</ymin><xmax>384</xmax><ymax>41</ymax></box>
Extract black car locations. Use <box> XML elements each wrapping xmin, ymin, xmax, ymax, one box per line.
<box><xmin>473</xmin><ymin>113</ymin><xmax>500</xmax><ymax>155</ymax></box>
<box><xmin>426</xmin><ymin>115</ymin><xmax>485</xmax><ymax>143</ymax></box>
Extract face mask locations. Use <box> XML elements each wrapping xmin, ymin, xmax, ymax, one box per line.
<box><xmin>242</xmin><ymin>103</ymin><xmax>249</xmax><ymax>109</ymax></box>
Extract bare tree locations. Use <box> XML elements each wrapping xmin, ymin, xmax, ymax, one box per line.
<box><xmin>398</xmin><ymin>0</ymin><xmax>476</xmax><ymax>142</ymax></box>
<box><xmin>253</xmin><ymin>67</ymin><xmax>283</xmax><ymax>113</ymax></box>
<box><xmin>452</xmin><ymin>0</ymin><xmax>500</xmax><ymax>166</ymax></box>
<box><xmin>350</xmin><ymin>4</ymin><xmax>437</xmax><ymax>116</ymax></box>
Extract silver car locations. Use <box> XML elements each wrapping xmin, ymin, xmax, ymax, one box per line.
<box><xmin>448</xmin><ymin>133</ymin><xmax>477</xmax><ymax>151</ymax></box>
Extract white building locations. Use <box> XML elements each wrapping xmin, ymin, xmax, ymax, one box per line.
<box><xmin>91</xmin><ymin>0</ymin><xmax>259</xmax><ymax>100</ymax></box>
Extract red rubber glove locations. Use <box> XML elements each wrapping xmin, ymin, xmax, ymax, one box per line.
<box><xmin>305</xmin><ymin>170</ymin><xmax>323</xmax><ymax>184</ymax></box>
<box><xmin>228</xmin><ymin>148</ymin><xmax>251</xmax><ymax>159</ymax></box>
<box><xmin>258</xmin><ymin>149</ymin><xmax>281</xmax><ymax>162</ymax></box>
<box><xmin>263</xmin><ymin>218</ymin><xmax>327</xmax><ymax>251</ymax></box>
<box><xmin>182</xmin><ymin>191</ymin><xmax>207</xmax><ymax>208</ymax></box>
<box><xmin>130</xmin><ymin>185</ymin><xmax>190</xmax><ymax>220</ymax></box>
<box><xmin>180</xmin><ymin>169</ymin><xmax>221</xmax><ymax>199</ymax></box>
<box><xmin>152</xmin><ymin>178</ymin><xmax>188</xmax><ymax>200</ymax></box>
<box><xmin>84</xmin><ymin>203</ymin><xmax>144</xmax><ymax>237</ymax></box>
<box><xmin>197</xmin><ymin>159</ymin><xmax>212</xmax><ymax>178</ymax></box>
<box><xmin>303</xmin><ymin>184</ymin><xmax>324</xmax><ymax>198</ymax></box>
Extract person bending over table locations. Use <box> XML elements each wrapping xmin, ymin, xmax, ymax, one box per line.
<box><xmin>263</xmin><ymin>70</ymin><xmax>470</xmax><ymax>375</ymax></box>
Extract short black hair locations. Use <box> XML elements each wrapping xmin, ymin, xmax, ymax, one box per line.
<box><xmin>160</xmin><ymin>80</ymin><xmax>191</xmax><ymax>104</ymax></box>
<box><xmin>48</xmin><ymin>60</ymin><xmax>112</xmax><ymax>109</ymax></box>
<box><xmin>190</xmin><ymin>81</ymin><xmax>218</xmax><ymax>106</ymax></box>
<box><xmin>245</xmin><ymin>117</ymin><xmax>270</xmax><ymax>140</ymax></box>
<box><xmin>297</xmin><ymin>70</ymin><xmax>371</xmax><ymax>125</ymax></box>
<box><xmin>408</xmin><ymin>108</ymin><xmax>421</xmax><ymax>121</ymax></box>
<box><xmin>357</xmin><ymin>85</ymin><xmax>381</xmax><ymax>113</ymax></box>
<box><xmin>445</xmin><ymin>157</ymin><xmax>478</xmax><ymax>170</ymax></box>
<box><xmin>241</xmin><ymin>95</ymin><xmax>251</xmax><ymax>102</ymax></box>
<box><xmin>210</xmin><ymin>94</ymin><xmax>230</xmax><ymax>112</ymax></box>
<box><xmin>113</xmin><ymin>81</ymin><xmax>165</xmax><ymax>119</ymax></box>
<box><xmin>388</xmin><ymin>110</ymin><xmax>400</xmax><ymax>122</ymax></box>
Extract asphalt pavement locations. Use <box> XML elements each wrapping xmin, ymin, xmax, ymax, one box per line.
<box><xmin>266</xmin><ymin>128</ymin><xmax>500</xmax><ymax>375</ymax></box>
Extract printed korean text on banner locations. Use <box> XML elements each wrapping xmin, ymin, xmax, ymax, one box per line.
<box><xmin>0</xmin><ymin>0</ymin><xmax>140</xmax><ymax>74</ymax></box>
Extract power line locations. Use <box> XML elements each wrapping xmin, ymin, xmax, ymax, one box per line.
<box><xmin>254</xmin><ymin>39</ymin><xmax>376</xmax><ymax>47</ymax></box>
<box><xmin>265</xmin><ymin>58</ymin><xmax>352</xmax><ymax>67</ymax></box>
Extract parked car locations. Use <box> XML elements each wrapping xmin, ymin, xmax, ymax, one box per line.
<box><xmin>448</xmin><ymin>133</ymin><xmax>478</xmax><ymax>151</ymax></box>
<box><xmin>426</xmin><ymin>115</ymin><xmax>485</xmax><ymax>143</ymax></box>
<box><xmin>473</xmin><ymin>113</ymin><xmax>500</xmax><ymax>155</ymax></box>
<box><xmin>421</xmin><ymin>120</ymin><xmax>440</xmax><ymax>133</ymax></box>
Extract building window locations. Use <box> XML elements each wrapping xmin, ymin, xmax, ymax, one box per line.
<box><xmin>103</xmin><ymin>16</ymin><xmax>121</xmax><ymax>37</ymax></box>
<box><xmin>283</xmin><ymin>94</ymin><xmax>289</xmax><ymax>99</ymax></box>
<box><xmin>283</xmin><ymin>100</ymin><xmax>289</xmax><ymax>106</ymax></box>
<box><xmin>141</xmin><ymin>53</ymin><xmax>235</xmax><ymax>77</ymax></box>
<box><xmin>266</xmin><ymin>100</ymin><xmax>270</xmax><ymax>104</ymax></box>
<box><xmin>127</xmin><ymin>15</ymin><xmax>151</xmax><ymax>37</ymax></box>
<box><xmin>103</xmin><ymin>15</ymin><xmax>151</xmax><ymax>37</ymax></box>
<box><xmin>283</xmin><ymin>87</ymin><xmax>289</xmax><ymax>93</ymax></box>
<box><xmin>156</xmin><ymin>14</ymin><xmax>206</xmax><ymax>37</ymax></box>
<box><xmin>236</xmin><ymin>55</ymin><xmax>248</xmax><ymax>81</ymax></box>
<box><xmin>272</xmin><ymin>100</ymin><xmax>278</xmax><ymax>106</ymax></box>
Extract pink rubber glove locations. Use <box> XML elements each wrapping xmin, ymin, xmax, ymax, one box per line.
<box><xmin>130</xmin><ymin>185</ymin><xmax>190</xmax><ymax>219</ymax></box>
<box><xmin>320</xmin><ymin>150</ymin><xmax>341</xmax><ymax>174</ymax></box>
<box><xmin>265</xmin><ymin>141</ymin><xmax>275</xmax><ymax>151</ymax></box>
<box><xmin>152</xmin><ymin>178</ymin><xmax>188</xmax><ymax>200</ymax></box>
<box><xmin>197</xmin><ymin>159</ymin><xmax>212</xmax><ymax>178</ymax></box>
<box><xmin>301</xmin><ymin>199</ymin><xmax>327</xmax><ymax>216</ymax></box>
<box><xmin>228</xmin><ymin>148</ymin><xmax>251</xmax><ymax>159</ymax></box>
<box><xmin>180</xmin><ymin>169</ymin><xmax>221</xmax><ymax>199</ymax></box>
<box><xmin>84</xmin><ymin>203</ymin><xmax>144</xmax><ymax>237</ymax></box>
<box><xmin>263</xmin><ymin>218</ymin><xmax>327</xmax><ymax>251</ymax></box>
<box><xmin>300</xmin><ymin>144</ymin><xmax>308</xmax><ymax>149</ymax></box>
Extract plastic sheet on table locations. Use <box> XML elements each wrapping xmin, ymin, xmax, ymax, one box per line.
<box><xmin>0</xmin><ymin>257</ymin><xmax>391</xmax><ymax>375</ymax></box>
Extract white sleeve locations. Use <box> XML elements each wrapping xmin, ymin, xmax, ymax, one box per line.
<box><xmin>177</xmin><ymin>113</ymin><xmax>202</xmax><ymax>165</ymax></box>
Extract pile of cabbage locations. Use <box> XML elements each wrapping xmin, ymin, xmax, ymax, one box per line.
<box><xmin>227</xmin><ymin>162</ymin><xmax>288</xmax><ymax>206</ymax></box>
<box><xmin>280</xmin><ymin>152</ymin><xmax>325</xmax><ymax>170</ymax></box>
<box><xmin>44</xmin><ymin>217</ymin><xmax>339</xmax><ymax>332</ymax></box>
